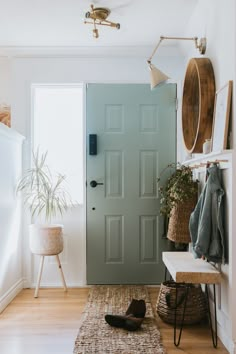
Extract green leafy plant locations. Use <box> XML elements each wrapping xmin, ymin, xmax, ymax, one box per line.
<box><xmin>157</xmin><ymin>163</ymin><xmax>198</xmax><ymax>217</ymax></box>
<box><xmin>17</xmin><ymin>148</ymin><xmax>73</xmax><ymax>222</ymax></box>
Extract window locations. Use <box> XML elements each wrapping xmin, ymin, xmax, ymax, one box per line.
<box><xmin>32</xmin><ymin>84</ymin><xmax>84</xmax><ymax>204</ymax></box>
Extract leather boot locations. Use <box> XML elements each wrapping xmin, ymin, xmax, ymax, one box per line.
<box><xmin>105</xmin><ymin>299</ymin><xmax>146</xmax><ymax>331</ymax></box>
<box><xmin>125</xmin><ymin>299</ymin><xmax>146</xmax><ymax>318</ymax></box>
<box><xmin>105</xmin><ymin>314</ymin><xmax>144</xmax><ymax>331</ymax></box>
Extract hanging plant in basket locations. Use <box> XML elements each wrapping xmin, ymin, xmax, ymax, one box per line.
<box><xmin>157</xmin><ymin>163</ymin><xmax>198</xmax><ymax>244</ymax></box>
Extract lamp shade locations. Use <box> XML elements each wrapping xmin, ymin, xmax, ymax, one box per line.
<box><xmin>149</xmin><ymin>63</ymin><xmax>169</xmax><ymax>89</ymax></box>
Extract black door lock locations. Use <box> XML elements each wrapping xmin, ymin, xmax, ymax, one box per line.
<box><xmin>90</xmin><ymin>180</ymin><xmax>104</xmax><ymax>188</ymax></box>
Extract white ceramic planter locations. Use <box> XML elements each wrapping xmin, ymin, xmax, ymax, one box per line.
<box><xmin>29</xmin><ymin>224</ymin><xmax>64</xmax><ymax>255</ymax></box>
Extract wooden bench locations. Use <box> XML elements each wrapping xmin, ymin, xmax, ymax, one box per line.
<box><xmin>162</xmin><ymin>251</ymin><xmax>221</xmax><ymax>347</ymax></box>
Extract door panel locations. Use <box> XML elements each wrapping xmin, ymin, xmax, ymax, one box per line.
<box><xmin>86</xmin><ymin>84</ymin><xmax>176</xmax><ymax>284</ymax></box>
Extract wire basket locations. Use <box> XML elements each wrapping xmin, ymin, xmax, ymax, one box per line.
<box><xmin>156</xmin><ymin>281</ymin><xmax>207</xmax><ymax>325</ymax></box>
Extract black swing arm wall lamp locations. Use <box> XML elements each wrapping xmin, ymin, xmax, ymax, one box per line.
<box><xmin>147</xmin><ymin>36</ymin><xmax>207</xmax><ymax>89</ymax></box>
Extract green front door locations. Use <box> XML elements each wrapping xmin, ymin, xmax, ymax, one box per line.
<box><xmin>86</xmin><ymin>84</ymin><xmax>176</xmax><ymax>284</ymax></box>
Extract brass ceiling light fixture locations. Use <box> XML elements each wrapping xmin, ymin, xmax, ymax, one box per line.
<box><xmin>84</xmin><ymin>4</ymin><xmax>120</xmax><ymax>38</ymax></box>
<box><xmin>147</xmin><ymin>36</ymin><xmax>207</xmax><ymax>89</ymax></box>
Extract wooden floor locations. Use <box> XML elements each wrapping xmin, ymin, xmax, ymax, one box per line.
<box><xmin>0</xmin><ymin>287</ymin><xmax>229</xmax><ymax>354</ymax></box>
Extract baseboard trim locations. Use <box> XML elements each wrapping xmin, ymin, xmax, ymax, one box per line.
<box><xmin>30</xmin><ymin>282</ymin><xmax>88</xmax><ymax>288</ymax></box>
<box><xmin>0</xmin><ymin>278</ymin><xmax>24</xmax><ymax>313</ymax></box>
<box><xmin>217</xmin><ymin>321</ymin><xmax>236</xmax><ymax>354</ymax></box>
<box><xmin>222</xmin><ymin>336</ymin><xmax>236</xmax><ymax>354</ymax></box>
<box><xmin>29</xmin><ymin>283</ymin><xmax>160</xmax><ymax>288</ymax></box>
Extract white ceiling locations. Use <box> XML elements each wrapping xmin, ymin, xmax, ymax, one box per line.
<box><xmin>1</xmin><ymin>0</ymin><xmax>198</xmax><ymax>50</ymax></box>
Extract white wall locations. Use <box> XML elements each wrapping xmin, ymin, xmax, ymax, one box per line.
<box><xmin>176</xmin><ymin>0</ymin><xmax>235</xmax><ymax>160</ymax></box>
<box><xmin>178</xmin><ymin>0</ymin><xmax>235</xmax><ymax>156</ymax></box>
<box><xmin>0</xmin><ymin>123</ymin><xmax>24</xmax><ymax>312</ymax></box>
<box><xmin>11</xmin><ymin>54</ymin><xmax>185</xmax><ymax>135</ymax></box>
<box><xmin>181</xmin><ymin>1</ymin><xmax>236</xmax><ymax>352</ymax></box>
<box><xmin>0</xmin><ymin>58</ymin><xmax>11</xmax><ymax>104</ymax></box>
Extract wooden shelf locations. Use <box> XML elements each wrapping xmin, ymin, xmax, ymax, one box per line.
<box><xmin>183</xmin><ymin>150</ymin><xmax>232</xmax><ymax>170</ymax></box>
<box><xmin>163</xmin><ymin>251</ymin><xmax>221</xmax><ymax>284</ymax></box>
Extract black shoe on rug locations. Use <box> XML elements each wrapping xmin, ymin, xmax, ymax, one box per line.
<box><xmin>105</xmin><ymin>314</ymin><xmax>144</xmax><ymax>331</ymax></box>
<box><xmin>125</xmin><ymin>299</ymin><xmax>146</xmax><ymax>318</ymax></box>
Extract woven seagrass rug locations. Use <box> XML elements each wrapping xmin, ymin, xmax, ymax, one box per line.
<box><xmin>73</xmin><ymin>285</ymin><xmax>165</xmax><ymax>354</ymax></box>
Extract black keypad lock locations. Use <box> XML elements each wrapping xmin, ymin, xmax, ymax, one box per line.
<box><xmin>89</xmin><ymin>134</ymin><xmax>97</xmax><ymax>155</ymax></box>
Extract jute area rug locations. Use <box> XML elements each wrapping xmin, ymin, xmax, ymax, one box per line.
<box><xmin>73</xmin><ymin>285</ymin><xmax>165</xmax><ymax>354</ymax></box>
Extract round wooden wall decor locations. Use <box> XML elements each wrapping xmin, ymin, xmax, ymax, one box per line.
<box><xmin>182</xmin><ymin>58</ymin><xmax>215</xmax><ymax>153</ymax></box>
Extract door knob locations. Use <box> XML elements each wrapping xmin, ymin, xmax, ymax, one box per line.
<box><xmin>90</xmin><ymin>180</ymin><xmax>104</xmax><ymax>188</ymax></box>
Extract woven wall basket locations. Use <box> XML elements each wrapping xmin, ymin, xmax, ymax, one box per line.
<box><xmin>156</xmin><ymin>281</ymin><xmax>207</xmax><ymax>325</ymax></box>
<box><xmin>167</xmin><ymin>191</ymin><xmax>197</xmax><ymax>244</ymax></box>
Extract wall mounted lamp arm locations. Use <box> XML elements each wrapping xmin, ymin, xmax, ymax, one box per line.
<box><xmin>147</xmin><ymin>36</ymin><xmax>206</xmax><ymax>65</ymax></box>
<box><xmin>147</xmin><ymin>36</ymin><xmax>207</xmax><ymax>89</ymax></box>
<box><xmin>147</xmin><ymin>37</ymin><xmax>164</xmax><ymax>65</ymax></box>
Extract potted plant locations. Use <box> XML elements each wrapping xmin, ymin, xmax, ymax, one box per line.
<box><xmin>157</xmin><ymin>163</ymin><xmax>198</xmax><ymax>244</ymax></box>
<box><xmin>17</xmin><ymin>148</ymin><xmax>73</xmax><ymax>262</ymax></box>
<box><xmin>17</xmin><ymin>148</ymin><xmax>74</xmax><ymax>297</ymax></box>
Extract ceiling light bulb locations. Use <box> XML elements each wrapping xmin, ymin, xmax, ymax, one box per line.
<box><xmin>93</xmin><ymin>29</ymin><xmax>99</xmax><ymax>38</ymax></box>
